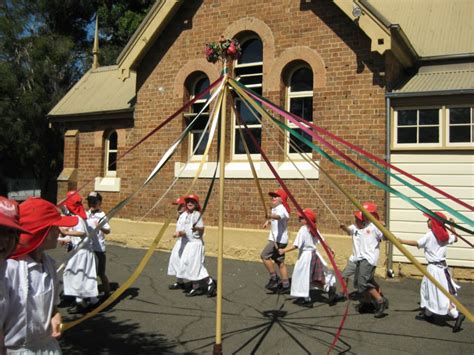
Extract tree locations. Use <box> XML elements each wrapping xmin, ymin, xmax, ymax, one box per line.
<box><xmin>0</xmin><ymin>0</ymin><xmax>151</xmax><ymax>200</ymax></box>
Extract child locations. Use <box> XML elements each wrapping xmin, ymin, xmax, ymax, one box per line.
<box><xmin>168</xmin><ymin>196</ymin><xmax>187</xmax><ymax>290</ymax></box>
<box><xmin>86</xmin><ymin>191</ymin><xmax>111</xmax><ymax>298</ymax></box>
<box><xmin>4</xmin><ymin>197</ymin><xmax>78</xmax><ymax>353</ymax></box>
<box><xmin>176</xmin><ymin>195</ymin><xmax>216</xmax><ymax>297</ymax></box>
<box><xmin>61</xmin><ymin>191</ymin><xmax>99</xmax><ymax>312</ymax></box>
<box><xmin>340</xmin><ymin>207</ymin><xmax>388</xmax><ymax>318</ymax></box>
<box><xmin>398</xmin><ymin>212</ymin><xmax>465</xmax><ymax>332</ymax></box>
<box><xmin>261</xmin><ymin>189</ymin><xmax>290</xmax><ymax>293</ymax></box>
<box><xmin>0</xmin><ymin>197</ymin><xmax>30</xmax><ymax>353</ymax></box>
<box><xmin>278</xmin><ymin>208</ymin><xmax>336</xmax><ymax>307</ymax></box>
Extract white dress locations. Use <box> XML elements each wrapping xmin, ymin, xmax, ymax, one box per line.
<box><xmin>176</xmin><ymin>211</ymin><xmax>209</xmax><ymax>281</ymax></box>
<box><xmin>0</xmin><ymin>261</ymin><xmax>7</xmax><ymax>348</ymax></box>
<box><xmin>62</xmin><ymin>217</ymin><xmax>98</xmax><ymax>298</ymax></box>
<box><xmin>290</xmin><ymin>226</ymin><xmax>335</xmax><ymax>298</ymax></box>
<box><xmin>418</xmin><ymin>231</ymin><xmax>459</xmax><ymax>315</ymax></box>
<box><xmin>4</xmin><ymin>254</ymin><xmax>62</xmax><ymax>354</ymax></box>
<box><xmin>167</xmin><ymin>213</ymin><xmax>188</xmax><ymax>276</ymax></box>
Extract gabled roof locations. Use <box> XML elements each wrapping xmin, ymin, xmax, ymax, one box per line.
<box><xmin>48</xmin><ymin>66</ymin><xmax>136</xmax><ymax>119</ymax></box>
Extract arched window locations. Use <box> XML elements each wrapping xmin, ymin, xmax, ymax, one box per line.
<box><xmin>233</xmin><ymin>35</ymin><xmax>263</xmax><ymax>157</ymax></box>
<box><xmin>185</xmin><ymin>74</ymin><xmax>210</xmax><ymax>157</ymax></box>
<box><xmin>104</xmin><ymin>130</ymin><xmax>118</xmax><ymax>176</ymax></box>
<box><xmin>286</xmin><ymin>65</ymin><xmax>313</xmax><ymax>156</ymax></box>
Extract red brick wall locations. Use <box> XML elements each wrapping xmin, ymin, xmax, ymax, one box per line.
<box><xmin>66</xmin><ymin>0</ymin><xmax>393</xmax><ymax>234</ymax></box>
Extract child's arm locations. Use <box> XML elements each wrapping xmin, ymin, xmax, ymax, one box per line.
<box><xmin>278</xmin><ymin>244</ymin><xmax>297</xmax><ymax>255</ymax></box>
<box><xmin>397</xmin><ymin>238</ymin><xmax>418</xmax><ymax>247</ymax></box>
<box><xmin>448</xmin><ymin>218</ymin><xmax>458</xmax><ymax>243</ymax></box>
<box><xmin>51</xmin><ymin>307</ymin><xmax>62</xmax><ymax>338</ymax></box>
<box><xmin>339</xmin><ymin>224</ymin><xmax>351</xmax><ymax>235</ymax></box>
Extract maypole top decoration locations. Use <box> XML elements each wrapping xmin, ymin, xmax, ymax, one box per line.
<box><xmin>205</xmin><ymin>37</ymin><xmax>241</xmax><ymax>63</ymax></box>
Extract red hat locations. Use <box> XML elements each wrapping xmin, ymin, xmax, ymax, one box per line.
<box><xmin>297</xmin><ymin>208</ymin><xmax>317</xmax><ymax>223</ymax></box>
<box><xmin>185</xmin><ymin>194</ymin><xmax>201</xmax><ymax>211</ymax></box>
<box><xmin>63</xmin><ymin>191</ymin><xmax>87</xmax><ymax>220</ymax></box>
<box><xmin>269</xmin><ymin>188</ymin><xmax>291</xmax><ymax>213</ymax></box>
<box><xmin>172</xmin><ymin>197</ymin><xmax>185</xmax><ymax>206</ymax></box>
<box><xmin>354</xmin><ymin>211</ymin><xmax>364</xmax><ymax>221</ymax></box>
<box><xmin>362</xmin><ymin>201</ymin><xmax>380</xmax><ymax>220</ymax></box>
<box><xmin>0</xmin><ymin>196</ymin><xmax>31</xmax><ymax>234</ymax></box>
<box><xmin>11</xmin><ymin>197</ymin><xmax>78</xmax><ymax>259</ymax></box>
<box><xmin>423</xmin><ymin>211</ymin><xmax>449</xmax><ymax>243</ymax></box>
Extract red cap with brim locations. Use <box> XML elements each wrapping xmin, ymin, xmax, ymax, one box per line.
<box><xmin>11</xmin><ymin>197</ymin><xmax>78</xmax><ymax>259</ymax></box>
<box><xmin>423</xmin><ymin>211</ymin><xmax>449</xmax><ymax>243</ymax></box>
<box><xmin>172</xmin><ymin>197</ymin><xmax>185</xmax><ymax>206</ymax></box>
<box><xmin>269</xmin><ymin>189</ymin><xmax>291</xmax><ymax>214</ymax></box>
<box><xmin>297</xmin><ymin>208</ymin><xmax>317</xmax><ymax>223</ymax></box>
<box><xmin>354</xmin><ymin>211</ymin><xmax>364</xmax><ymax>221</ymax></box>
<box><xmin>63</xmin><ymin>191</ymin><xmax>87</xmax><ymax>220</ymax></box>
<box><xmin>185</xmin><ymin>194</ymin><xmax>201</xmax><ymax>211</ymax></box>
<box><xmin>0</xmin><ymin>196</ymin><xmax>31</xmax><ymax>234</ymax></box>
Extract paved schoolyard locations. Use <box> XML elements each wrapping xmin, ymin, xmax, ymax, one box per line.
<box><xmin>52</xmin><ymin>245</ymin><xmax>474</xmax><ymax>354</ymax></box>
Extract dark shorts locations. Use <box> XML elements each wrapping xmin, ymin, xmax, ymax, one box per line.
<box><xmin>260</xmin><ymin>241</ymin><xmax>287</xmax><ymax>263</ymax></box>
<box><xmin>354</xmin><ymin>259</ymin><xmax>376</xmax><ymax>293</ymax></box>
<box><xmin>342</xmin><ymin>259</ymin><xmax>357</xmax><ymax>280</ymax></box>
<box><xmin>94</xmin><ymin>251</ymin><xmax>107</xmax><ymax>276</ymax></box>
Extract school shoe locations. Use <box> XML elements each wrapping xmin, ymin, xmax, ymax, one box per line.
<box><xmin>168</xmin><ymin>282</ymin><xmax>185</xmax><ymax>290</ymax></box>
<box><xmin>207</xmin><ymin>279</ymin><xmax>217</xmax><ymax>297</ymax></box>
<box><xmin>67</xmin><ymin>304</ymin><xmax>88</xmax><ymax>314</ymax></box>
<box><xmin>355</xmin><ymin>302</ymin><xmax>375</xmax><ymax>314</ymax></box>
<box><xmin>327</xmin><ymin>286</ymin><xmax>337</xmax><ymax>306</ymax></box>
<box><xmin>185</xmin><ymin>288</ymin><xmax>205</xmax><ymax>297</ymax></box>
<box><xmin>453</xmin><ymin>313</ymin><xmax>465</xmax><ymax>333</ymax></box>
<box><xmin>293</xmin><ymin>298</ymin><xmax>305</xmax><ymax>305</ymax></box>
<box><xmin>265</xmin><ymin>277</ymin><xmax>280</xmax><ymax>290</ymax></box>
<box><xmin>374</xmin><ymin>299</ymin><xmax>388</xmax><ymax>318</ymax></box>
<box><xmin>278</xmin><ymin>284</ymin><xmax>291</xmax><ymax>295</ymax></box>
<box><xmin>382</xmin><ymin>296</ymin><xmax>389</xmax><ymax>310</ymax></box>
<box><xmin>299</xmin><ymin>300</ymin><xmax>313</xmax><ymax>308</ymax></box>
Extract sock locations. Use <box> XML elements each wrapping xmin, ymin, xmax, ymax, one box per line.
<box><xmin>270</xmin><ymin>272</ymin><xmax>277</xmax><ymax>280</ymax></box>
<box><xmin>449</xmin><ymin>308</ymin><xmax>459</xmax><ymax>319</ymax></box>
<box><xmin>377</xmin><ymin>298</ymin><xmax>384</xmax><ymax>304</ymax></box>
<box><xmin>192</xmin><ymin>282</ymin><xmax>200</xmax><ymax>290</ymax></box>
<box><xmin>208</xmin><ymin>278</ymin><xmax>214</xmax><ymax>285</ymax></box>
<box><xmin>75</xmin><ymin>298</ymin><xmax>87</xmax><ymax>307</ymax></box>
<box><xmin>282</xmin><ymin>279</ymin><xmax>289</xmax><ymax>287</ymax></box>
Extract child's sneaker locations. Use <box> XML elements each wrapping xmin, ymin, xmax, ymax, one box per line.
<box><xmin>265</xmin><ymin>277</ymin><xmax>280</xmax><ymax>290</ymax></box>
<box><xmin>374</xmin><ymin>299</ymin><xmax>387</xmax><ymax>318</ymax></box>
<box><xmin>278</xmin><ymin>284</ymin><xmax>291</xmax><ymax>294</ymax></box>
<box><xmin>207</xmin><ymin>279</ymin><xmax>217</xmax><ymax>297</ymax></box>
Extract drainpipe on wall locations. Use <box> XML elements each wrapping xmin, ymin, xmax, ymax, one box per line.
<box><xmin>385</xmin><ymin>95</ymin><xmax>395</xmax><ymax>278</ymax></box>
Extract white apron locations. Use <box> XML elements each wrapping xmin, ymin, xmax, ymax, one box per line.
<box><xmin>63</xmin><ymin>248</ymin><xmax>98</xmax><ymax>298</ymax></box>
<box><xmin>291</xmin><ymin>249</ymin><xmax>313</xmax><ymax>298</ymax></box>
<box><xmin>421</xmin><ymin>264</ymin><xmax>460</xmax><ymax>315</ymax></box>
<box><xmin>167</xmin><ymin>237</ymin><xmax>188</xmax><ymax>276</ymax></box>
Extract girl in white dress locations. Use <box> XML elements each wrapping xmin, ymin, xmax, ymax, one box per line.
<box><xmin>5</xmin><ymin>197</ymin><xmax>78</xmax><ymax>354</ymax></box>
<box><xmin>61</xmin><ymin>191</ymin><xmax>99</xmax><ymax>312</ymax></box>
<box><xmin>176</xmin><ymin>195</ymin><xmax>216</xmax><ymax>297</ymax></box>
<box><xmin>167</xmin><ymin>196</ymin><xmax>187</xmax><ymax>290</ymax></box>
<box><xmin>278</xmin><ymin>208</ymin><xmax>336</xmax><ymax>307</ymax></box>
<box><xmin>398</xmin><ymin>211</ymin><xmax>465</xmax><ymax>332</ymax></box>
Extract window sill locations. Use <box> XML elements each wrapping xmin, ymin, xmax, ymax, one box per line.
<box><xmin>94</xmin><ymin>176</ymin><xmax>121</xmax><ymax>192</ymax></box>
<box><xmin>174</xmin><ymin>161</ymin><xmax>319</xmax><ymax>179</ymax></box>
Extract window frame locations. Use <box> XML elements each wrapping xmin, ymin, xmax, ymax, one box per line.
<box><xmin>184</xmin><ymin>74</ymin><xmax>211</xmax><ymax>160</ymax></box>
<box><xmin>285</xmin><ymin>65</ymin><xmax>314</xmax><ymax>159</ymax></box>
<box><xmin>446</xmin><ymin>106</ymin><xmax>474</xmax><ymax>147</ymax></box>
<box><xmin>393</xmin><ymin>107</ymin><xmax>442</xmax><ymax>149</ymax></box>
<box><xmin>104</xmin><ymin>130</ymin><xmax>118</xmax><ymax>177</ymax></box>
<box><xmin>232</xmin><ymin>35</ymin><xmax>263</xmax><ymax>161</ymax></box>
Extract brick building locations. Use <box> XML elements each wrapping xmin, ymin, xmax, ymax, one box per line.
<box><xmin>49</xmin><ymin>1</ymin><xmax>473</xmax><ymax>272</ymax></box>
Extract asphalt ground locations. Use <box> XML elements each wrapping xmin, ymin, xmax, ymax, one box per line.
<box><xmin>50</xmin><ymin>245</ymin><xmax>474</xmax><ymax>354</ymax></box>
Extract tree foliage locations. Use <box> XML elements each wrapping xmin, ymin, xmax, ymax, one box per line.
<box><xmin>0</xmin><ymin>0</ymin><xmax>151</xmax><ymax>199</ymax></box>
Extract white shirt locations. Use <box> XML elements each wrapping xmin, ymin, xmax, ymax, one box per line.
<box><xmin>178</xmin><ymin>211</ymin><xmax>204</xmax><ymax>242</ymax></box>
<box><xmin>86</xmin><ymin>210</ymin><xmax>111</xmax><ymax>252</ymax></box>
<box><xmin>67</xmin><ymin>217</ymin><xmax>90</xmax><ymax>250</ymax></box>
<box><xmin>268</xmin><ymin>204</ymin><xmax>289</xmax><ymax>244</ymax></box>
<box><xmin>293</xmin><ymin>225</ymin><xmax>319</xmax><ymax>252</ymax></box>
<box><xmin>4</xmin><ymin>253</ymin><xmax>59</xmax><ymax>348</ymax></box>
<box><xmin>347</xmin><ymin>224</ymin><xmax>362</xmax><ymax>263</ymax></box>
<box><xmin>0</xmin><ymin>261</ymin><xmax>7</xmax><ymax>339</ymax></box>
<box><xmin>349</xmin><ymin>223</ymin><xmax>384</xmax><ymax>266</ymax></box>
<box><xmin>417</xmin><ymin>231</ymin><xmax>456</xmax><ymax>263</ymax></box>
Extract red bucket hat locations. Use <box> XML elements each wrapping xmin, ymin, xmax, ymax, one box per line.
<box><xmin>11</xmin><ymin>197</ymin><xmax>78</xmax><ymax>259</ymax></box>
<box><xmin>172</xmin><ymin>197</ymin><xmax>185</xmax><ymax>206</ymax></box>
<box><xmin>297</xmin><ymin>208</ymin><xmax>317</xmax><ymax>223</ymax></box>
<box><xmin>362</xmin><ymin>201</ymin><xmax>380</xmax><ymax>220</ymax></box>
<box><xmin>63</xmin><ymin>191</ymin><xmax>87</xmax><ymax>220</ymax></box>
<box><xmin>423</xmin><ymin>211</ymin><xmax>449</xmax><ymax>243</ymax></box>
<box><xmin>185</xmin><ymin>194</ymin><xmax>201</xmax><ymax>211</ymax></box>
<box><xmin>269</xmin><ymin>188</ymin><xmax>290</xmax><ymax>213</ymax></box>
<box><xmin>0</xmin><ymin>196</ymin><xmax>31</xmax><ymax>234</ymax></box>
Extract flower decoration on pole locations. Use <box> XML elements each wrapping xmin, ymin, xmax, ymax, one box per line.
<box><xmin>205</xmin><ymin>36</ymin><xmax>241</xmax><ymax>64</ymax></box>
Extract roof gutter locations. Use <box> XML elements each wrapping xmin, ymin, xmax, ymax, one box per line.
<box><xmin>386</xmin><ymin>89</ymin><xmax>474</xmax><ymax>98</ymax></box>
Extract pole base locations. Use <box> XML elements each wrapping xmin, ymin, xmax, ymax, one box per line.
<box><xmin>212</xmin><ymin>343</ymin><xmax>222</xmax><ymax>355</ymax></box>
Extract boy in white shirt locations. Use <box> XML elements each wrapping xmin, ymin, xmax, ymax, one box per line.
<box><xmin>0</xmin><ymin>196</ymin><xmax>30</xmax><ymax>353</ymax></box>
<box><xmin>86</xmin><ymin>191</ymin><xmax>111</xmax><ymax>297</ymax></box>
<box><xmin>340</xmin><ymin>209</ymin><xmax>388</xmax><ymax>318</ymax></box>
<box><xmin>5</xmin><ymin>197</ymin><xmax>78</xmax><ymax>354</ymax></box>
<box><xmin>398</xmin><ymin>212</ymin><xmax>464</xmax><ymax>332</ymax></box>
<box><xmin>261</xmin><ymin>189</ymin><xmax>290</xmax><ymax>294</ymax></box>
